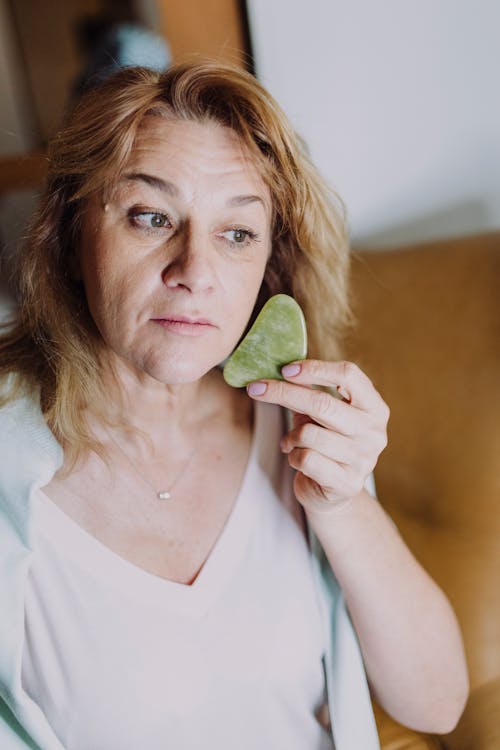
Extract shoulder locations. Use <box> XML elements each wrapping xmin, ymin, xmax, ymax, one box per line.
<box><xmin>0</xmin><ymin>374</ymin><xmax>35</xmax><ymax>430</ymax></box>
<box><xmin>0</xmin><ymin>382</ymin><xmax>63</xmax><ymax>481</ymax></box>
<box><xmin>0</xmin><ymin>389</ymin><xmax>62</xmax><ymax>547</ymax></box>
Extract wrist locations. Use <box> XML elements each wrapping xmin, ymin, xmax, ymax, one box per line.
<box><xmin>304</xmin><ymin>489</ymin><xmax>367</xmax><ymax>530</ymax></box>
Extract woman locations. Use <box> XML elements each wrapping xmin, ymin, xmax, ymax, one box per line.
<box><xmin>0</xmin><ymin>62</ymin><xmax>468</xmax><ymax>749</ymax></box>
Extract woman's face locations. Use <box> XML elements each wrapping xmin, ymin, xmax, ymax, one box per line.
<box><xmin>79</xmin><ymin>116</ymin><xmax>273</xmax><ymax>384</ymax></box>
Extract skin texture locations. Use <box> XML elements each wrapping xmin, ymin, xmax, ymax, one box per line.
<box><xmin>78</xmin><ymin>116</ymin><xmax>273</xmax><ymax>430</ymax></box>
<box><xmin>249</xmin><ymin>359</ymin><xmax>390</xmax><ymax>513</ymax></box>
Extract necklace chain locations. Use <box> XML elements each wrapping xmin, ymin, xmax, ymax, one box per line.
<box><xmin>107</xmin><ymin>431</ymin><xmax>198</xmax><ymax>501</ymax></box>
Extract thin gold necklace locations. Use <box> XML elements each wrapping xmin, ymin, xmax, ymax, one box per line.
<box><xmin>107</xmin><ymin>431</ymin><xmax>198</xmax><ymax>501</ymax></box>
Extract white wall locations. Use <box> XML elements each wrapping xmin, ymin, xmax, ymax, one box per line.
<box><xmin>247</xmin><ymin>0</ymin><xmax>500</xmax><ymax>247</ymax></box>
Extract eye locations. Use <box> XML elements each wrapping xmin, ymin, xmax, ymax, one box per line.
<box><xmin>219</xmin><ymin>228</ymin><xmax>260</xmax><ymax>247</ymax></box>
<box><xmin>148</xmin><ymin>213</ymin><xmax>170</xmax><ymax>228</ymax></box>
<box><xmin>128</xmin><ymin>209</ymin><xmax>172</xmax><ymax>232</ymax></box>
<box><xmin>230</xmin><ymin>228</ymin><xmax>249</xmax><ymax>243</ymax></box>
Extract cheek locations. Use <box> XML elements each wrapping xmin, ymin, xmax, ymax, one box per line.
<box><xmin>225</xmin><ymin>264</ymin><xmax>267</xmax><ymax>335</ymax></box>
<box><xmin>81</xmin><ymin>225</ymin><xmax>128</xmax><ymax>292</ymax></box>
<box><xmin>80</xmin><ymin>243</ymin><xmax>135</xmax><ymax>332</ymax></box>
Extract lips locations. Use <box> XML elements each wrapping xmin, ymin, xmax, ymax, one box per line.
<box><xmin>150</xmin><ymin>315</ymin><xmax>217</xmax><ymax>337</ymax></box>
<box><xmin>152</xmin><ymin>315</ymin><xmax>216</xmax><ymax>326</ymax></box>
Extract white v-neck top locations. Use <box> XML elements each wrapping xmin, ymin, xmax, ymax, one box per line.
<box><xmin>21</xmin><ymin>400</ymin><xmax>333</xmax><ymax>749</ymax></box>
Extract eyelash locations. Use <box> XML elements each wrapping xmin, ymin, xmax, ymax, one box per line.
<box><xmin>221</xmin><ymin>227</ymin><xmax>261</xmax><ymax>248</ymax></box>
<box><xmin>127</xmin><ymin>209</ymin><xmax>261</xmax><ymax>248</ymax></box>
<box><xmin>128</xmin><ymin>209</ymin><xmax>172</xmax><ymax>235</ymax></box>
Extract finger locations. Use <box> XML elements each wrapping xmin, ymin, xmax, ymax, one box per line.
<box><xmin>281</xmin><ymin>421</ymin><xmax>357</xmax><ymax>465</ymax></box>
<box><xmin>281</xmin><ymin>359</ymin><xmax>384</xmax><ymax>413</ymax></box>
<box><xmin>293</xmin><ymin>471</ymin><xmax>362</xmax><ymax>513</ymax></box>
<box><xmin>247</xmin><ymin>379</ymin><xmax>366</xmax><ymax>436</ymax></box>
<box><xmin>291</xmin><ymin>412</ymin><xmax>312</xmax><ymax>430</ymax></box>
<box><xmin>288</xmin><ymin>449</ymin><xmax>365</xmax><ymax>498</ymax></box>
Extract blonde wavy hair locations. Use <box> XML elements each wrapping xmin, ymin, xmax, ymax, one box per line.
<box><xmin>0</xmin><ymin>60</ymin><xmax>353</xmax><ymax>464</ymax></box>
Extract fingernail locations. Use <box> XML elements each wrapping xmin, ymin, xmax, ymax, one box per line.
<box><xmin>247</xmin><ymin>381</ymin><xmax>267</xmax><ymax>396</ymax></box>
<box><xmin>280</xmin><ymin>438</ymin><xmax>290</xmax><ymax>453</ymax></box>
<box><xmin>281</xmin><ymin>363</ymin><xmax>301</xmax><ymax>377</ymax></box>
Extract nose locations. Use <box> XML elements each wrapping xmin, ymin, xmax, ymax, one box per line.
<box><xmin>162</xmin><ymin>223</ymin><xmax>216</xmax><ymax>294</ymax></box>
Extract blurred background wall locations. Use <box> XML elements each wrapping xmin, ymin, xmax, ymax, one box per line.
<box><xmin>247</xmin><ymin>0</ymin><xmax>500</xmax><ymax>247</ymax></box>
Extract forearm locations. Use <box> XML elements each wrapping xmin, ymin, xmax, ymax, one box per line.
<box><xmin>306</xmin><ymin>489</ymin><xmax>469</xmax><ymax>734</ymax></box>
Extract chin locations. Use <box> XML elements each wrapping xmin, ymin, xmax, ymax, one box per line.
<box><xmin>139</xmin><ymin>352</ymin><xmax>223</xmax><ymax>385</ymax></box>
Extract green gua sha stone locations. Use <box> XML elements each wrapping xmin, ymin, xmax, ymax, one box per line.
<box><xmin>223</xmin><ymin>294</ymin><xmax>307</xmax><ymax>388</ymax></box>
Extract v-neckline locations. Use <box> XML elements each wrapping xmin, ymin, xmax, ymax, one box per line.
<box><xmin>34</xmin><ymin>399</ymin><xmax>265</xmax><ymax>617</ymax></box>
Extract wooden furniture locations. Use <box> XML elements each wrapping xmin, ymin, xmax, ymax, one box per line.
<box><xmin>155</xmin><ymin>0</ymin><xmax>249</xmax><ymax>69</ymax></box>
<box><xmin>0</xmin><ymin>154</ymin><xmax>47</xmax><ymax>197</ymax></box>
<box><xmin>345</xmin><ymin>231</ymin><xmax>500</xmax><ymax>749</ymax></box>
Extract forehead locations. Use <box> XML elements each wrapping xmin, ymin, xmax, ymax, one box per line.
<box><xmin>123</xmin><ymin>116</ymin><xmax>269</xmax><ymax>194</ymax></box>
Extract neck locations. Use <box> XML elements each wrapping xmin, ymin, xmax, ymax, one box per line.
<box><xmin>87</xmin><ymin>357</ymin><xmax>226</xmax><ymax>449</ymax></box>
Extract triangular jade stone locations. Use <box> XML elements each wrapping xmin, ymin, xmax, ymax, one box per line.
<box><xmin>223</xmin><ymin>294</ymin><xmax>307</xmax><ymax>387</ymax></box>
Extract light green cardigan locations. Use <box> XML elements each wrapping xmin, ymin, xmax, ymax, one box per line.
<box><xmin>0</xmin><ymin>391</ymin><xmax>380</xmax><ymax>749</ymax></box>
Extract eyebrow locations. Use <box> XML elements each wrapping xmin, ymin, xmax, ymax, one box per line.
<box><xmin>122</xmin><ymin>172</ymin><xmax>178</xmax><ymax>196</ymax></box>
<box><xmin>122</xmin><ymin>172</ymin><xmax>267</xmax><ymax>210</ymax></box>
<box><xmin>226</xmin><ymin>194</ymin><xmax>265</xmax><ymax>209</ymax></box>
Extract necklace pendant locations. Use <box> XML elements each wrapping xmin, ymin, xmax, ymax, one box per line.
<box><xmin>158</xmin><ymin>491</ymin><xmax>171</xmax><ymax>501</ymax></box>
